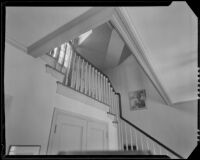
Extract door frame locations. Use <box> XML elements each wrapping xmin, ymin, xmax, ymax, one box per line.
<box><xmin>46</xmin><ymin>107</ymin><xmax>109</xmax><ymax>155</ymax></box>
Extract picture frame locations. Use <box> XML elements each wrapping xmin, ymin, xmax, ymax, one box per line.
<box><xmin>128</xmin><ymin>89</ymin><xmax>146</xmax><ymax>110</ymax></box>
<box><xmin>8</xmin><ymin>145</ymin><xmax>41</xmax><ymax>155</ymax></box>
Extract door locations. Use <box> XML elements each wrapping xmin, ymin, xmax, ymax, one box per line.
<box><xmin>48</xmin><ymin>111</ymin><xmax>87</xmax><ymax>154</ymax></box>
<box><xmin>86</xmin><ymin>121</ymin><xmax>108</xmax><ymax>150</ymax></box>
<box><xmin>47</xmin><ymin>108</ymin><xmax>108</xmax><ymax>155</ymax></box>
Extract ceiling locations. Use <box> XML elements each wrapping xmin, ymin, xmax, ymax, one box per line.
<box><xmin>125</xmin><ymin>2</ymin><xmax>198</xmax><ymax>103</ymax></box>
<box><xmin>76</xmin><ymin>23</ymin><xmax>113</xmax><ymax>70</ymax></box>
<box><xmin>6</xmin><ymin>7</ymin><xmax>91</xmax><ymax>46</ymax></box>
<box><xmin>76</xmin><ymin>22</ymin><xmax>127</xmax><ymax>71</ymax></box>
<box><xmin>5</xmin><ymin>3</ymin><xmax>198</xmax><ymax>104</ymax></box>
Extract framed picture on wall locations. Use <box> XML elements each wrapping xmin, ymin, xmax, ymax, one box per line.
<box><xmin>8</xmin><ymin>145</ymin><xmax>41</xmax><ymax>155</ymax></box>
<box><xmin>128</xmin><ymin>89</ymin><xmax>146</xmax><ymax>110</ymax></box>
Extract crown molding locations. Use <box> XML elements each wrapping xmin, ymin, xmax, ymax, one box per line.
<box><xmin>111</xmin><ymin>7</ymin><xmax>172</xmax><ymax>105</ymax></box>
<box><xmin>6</xmin><ymin>35</ymin><xmax>28</xmax><ymax>53</ymax></box>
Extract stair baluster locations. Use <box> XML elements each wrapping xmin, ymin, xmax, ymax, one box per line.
<box><xmin>143</xmin><ymin>136</ymin><xmax>148</xmax><ymax>153</ymax></box>
<box><xmin>61</xmin><ymin>43</ymin><xmax>68</xmax><ymax>73</ymax></box>
<box><xmin>98</xmin><ymin>72</ymin><xmax>101</xmax><ymax>101</ymax></box>
<box><xmin>53</xmin><ymin>47</ymin><xmax>59</xmax><ymax>68</ymax></box>
<box><xmin>63</xmin><ymin>43</ymin><xmax>73</xmax><ymax>86</ymax></box>
<box><xmin>129</xmin><ymin>126</ymin><xmax>133</xmax><ymax>151</ymax></box>
<box><xmin>120</xmin><ymin>120</ymin><xmax>124</xmax><ymax>150</ymax></box>
<box><xmin>141</xmin><ymin>134</ymin><xmax>143</xmax><ymax>151</ymax></box>
<box><xmin>96</xmin><ymin>71</ymin><xmax>99</xmax><ymax>100</ymax></box>
<box><xmin>95</xmin><ymin>69</ymin><xmax>98</xmax><ymax>99</ymax></box>
<box><xmin>88</xmin><ymin>64</ymin><xmax>91</xmax><ymax>96</ymax></box>
<box><xmin>105</xmin><ymin>78</ymin><xmax>109</xmax><ymax>105</ymax></box>
<box><xmin>111</xmin><ymin>88</ymin><xmax>114</xmax><ymax>113</ymax></box>
<box><xmin>146</xmin><ymin>138</ymin><xmax>150</xmax><ymax>151</ymax></box>
<box><xmin>99</xmin><ymin>72</ymin><xmax>102</xmax><ymax>102</ymax></box>
<box><xmin>134</xmin><ymin>129</ymin><xmax>138</xmax><ymax>151</ymax></box>
<box><xmin>99</xmin><ymin>74</ymin><xmax>102</xmax><ymax>102</ymax></box>
<box><xmin>107</xmin><ymin>82</ymin><xmax>110</xmax><ymax>106</ymax></box>
<box><xmin>75</xmin><ymin>56</ymin><xmax>80</xmax><ymax>91</ymax></box>
<box><xmin>152</xmin><ymin>142</ymin><xmax>156</xmax><ymax>154</ymax></box>
<box><xmin>80</xmin><ymin>59</ymin><xmax>84</xmax><ymax>93</ymax></box>
<box><xmin>56</xmin><ymin>45</ymin><xmax>64</xmax><ymax>71</ymax></box>
<box><xmin>94</xmin><ymin>68</ymin><xmax>97</xmax><ymax>99</ymax></box>
<box><xmin>91</xmin><ymin>67</ymin><xmax>94</xmax><ymax>98</ymax></box>
<box><xmin>159</xmin><ymin>146</ymin><xmax>162</xmax><ymax>155</ymax></box>
<box><xmin>103</xmin><ymin>76</ymin><xmax>106</xmax><ymax>104</ymax></box>
<box><xmin>124</xmin><ymin>122</ymin><xmax>128</xmax><ymax>151</ymax></box>
<box><xmin>101</xmin><ymin>75</ymin><xmax>104</xmax><ymax>103</ymax></box>
<box><xmin>84</xmin><ymin>62</ymin><xmax>88</xmax><ymax>95</ymax></box>
<box><xmin>70</xmin><ymin>53</ymin><xmax>76</xmax><ymax>88</ymax></box>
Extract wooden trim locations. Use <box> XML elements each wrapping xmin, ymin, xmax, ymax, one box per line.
<box><xmin>111</xmin><ymin>7</ymin><xmax>172</xmax><ymax>105</ymax></box>
<box><xmin>46</xmin><ymin>108</ymin><xmax>57</xmax><ymax>155</ymax></box>
<box><xmin>45</xmin><ymin>64</ymin><xmax>65</xmax><ymax>82</ymax></box>
<box><xmin>28</xmin><ymin>7</ymin><xmax>115</xmax><ymax>58</ymax></box>
<box><xmin>56</xmin><ymin>81</ymin><xmax>110</xmax><ymax>112</ymax></box>
<box><xmin>6</xmin><ymin>36</ymin><xmax>28</xmax><ymax>53</ymax></box>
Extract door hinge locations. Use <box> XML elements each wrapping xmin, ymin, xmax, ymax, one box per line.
<box><xmin>54</xmin><ymin>124</ymin><xmax>57</xmax><ymax>133</ymax></box>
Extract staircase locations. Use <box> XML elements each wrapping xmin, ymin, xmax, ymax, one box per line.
<box><xmin>40</xmin><ymin>40</ymin><xmax>183</xmax><ymax>159</ymax></box>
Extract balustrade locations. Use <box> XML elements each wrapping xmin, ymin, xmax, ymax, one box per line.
<box><xmin>47</xmin><ymin>41</ymin><xmax>119</xmax><ymax>112</ymax></box>
<box><xmin>46</xmin><ymin>41</ymin><xmax>182</xmax><ymax>159</ymax></box>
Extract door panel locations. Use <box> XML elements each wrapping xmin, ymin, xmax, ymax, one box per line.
<box><xmin>58</xmin><ymin>123</ymin><xmax>84</xmax><ymax>151</ymax></box>
<box><xmin>48</xmin><ymin>109</ymin><xmax>108</xmax><ymax>154</ymax></box>
<box><xmin>49</xmin><ymin>113</ymin><xmax>87</xmax><ymax>154</ymax></box>
<box><xmin>87</xmin><ymin>121</ymin><xmax>108</xmax><ymax>150</ymax></box>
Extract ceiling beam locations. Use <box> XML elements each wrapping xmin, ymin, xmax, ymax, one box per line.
<box><xmin>111</xmin><ymin>7</ymin><xmax>172</xmax><ymax>105</ymax></box>
<box><xmin>6</xmin><ymin>35</ymin><xmax>28</xmax><ymax>53</ymax></box>
<box><xmin>27</xmin><ymin>7</ymin><xmax>115</xmax><ymax>58</ymax></box>
<box><xmin>103</xmin><ymin>29</ymin><xmax>124</xmax><ymax>70</ymax></box>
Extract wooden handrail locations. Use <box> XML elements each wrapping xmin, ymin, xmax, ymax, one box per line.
<box><xmin>69</xmin><ymin>41</ymin><xmax>117</xmax><ymax>93</ymax></box>
<box><xmin>116</xmin><ymin>93</ymin><xmax>184</xmax><ymax>159</ymax></box>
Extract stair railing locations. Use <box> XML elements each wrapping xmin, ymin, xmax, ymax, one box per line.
<box><xmin>46</xmin><ymin>40</ymin><xmax>118</xmax><ymax>118</ymax></box>
<box><xmin>45</xmin><ymin>40</ymin><xmax>183</xmax><ymax>159</ymax></box>
<box><xmin>117</xmin><ymin>92</ymin><xmax>184</xmax><ymax>159</ymax></box>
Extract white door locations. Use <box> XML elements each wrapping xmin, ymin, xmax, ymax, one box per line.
<box><xmin>47</xmin><ymin>108</ymin><xmax>108</xmax><ymax>155</ymax></box>
<box><xmin>86</xmin><ymin>121</ymin><xmax>108</xmax><ymax>150</ymax></box>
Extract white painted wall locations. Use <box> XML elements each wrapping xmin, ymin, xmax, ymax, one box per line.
<box><xmin>4</xmin><ymin>42</ymin><xmax>118</xmax><ymax>155</ymax></box>
<box><xmin>104</xmin><ymin>54</ymin><xmax>197</xmax><ymax>158</ymax></box>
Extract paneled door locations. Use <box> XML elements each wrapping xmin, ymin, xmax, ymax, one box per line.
<box><xmin>86</xmin><ymin>121</ymin><xmax>108</xmax><ymax>150</ymax></box>
<box><xmin>47</xmin><ymin>108</ymin><xmax>108</xmax><ymax>155</ymax></box>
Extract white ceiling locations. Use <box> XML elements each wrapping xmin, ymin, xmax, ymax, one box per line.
<box><xmin>5</xmin><ymin>4</ymin><xmax>198</xmax><ymax>104</ymax></box>
<box><xmin>6</xmin><ymin>7</ymin><xmax>91</xmax><ymax>47</ymax></box>
<box><xmin>76</xmin><ymin>23</ymin><xmax>113</xmax><ymax>70</ymax></box>
<box><xmin>76</xmin><ymin>23</ymin><xmax>126</xmax><ymax>71</ymax></box>
<box><xmin>125</xmin><ymin>2</ymin><xmax>198</xmax><ymax>103</ymax></box>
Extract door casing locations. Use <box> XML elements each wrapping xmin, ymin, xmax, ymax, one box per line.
<box><xmin>46</xmin><ymin>108</ymin><xmax>109</xmax><ymax>155</ymax></box>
